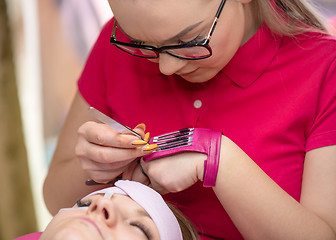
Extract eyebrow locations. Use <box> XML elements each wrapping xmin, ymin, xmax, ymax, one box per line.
<box><xmin>162</xmin><ymin>21</ymin><xmax>204</xmax><ymax>43</ymax></box>
<box><xmin>136</xmin><ymin>208</ymin><xmax>152</xmax><ymax>219</ymax></box>
<box><xmin>119</xmin><ymin>21</ymin><xmax>204</xmax><ymax>44</ymax></box>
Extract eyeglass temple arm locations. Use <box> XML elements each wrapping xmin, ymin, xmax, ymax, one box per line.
<box><xmin>207</xmin><ymin>0</ymin><xmax>227</xmax><ymax>39</ymax></box>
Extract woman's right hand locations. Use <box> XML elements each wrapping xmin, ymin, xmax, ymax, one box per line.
<box><xmin>75</xmin><ymin>121</ymin><xmax>154</xmax><ymax>183</ymax></box>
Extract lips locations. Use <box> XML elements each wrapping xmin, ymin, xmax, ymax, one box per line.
<box><xmin>79</xmin><ymin>217</ymin><xmax>104</xmax><ymax>239</ymax></box>
<box><xmin>177</xmin><ymin>68</ymin><xmax>198</xmax><ymax>76</ymax></box>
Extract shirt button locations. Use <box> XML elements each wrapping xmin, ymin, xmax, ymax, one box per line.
<box><xmin>193</xmin><ymin>100</ymin><xmax>202</xmax><ymax>109</ymax></box>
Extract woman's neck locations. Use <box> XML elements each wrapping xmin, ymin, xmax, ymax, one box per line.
<box><xmin>241</xmin><ymin>1</ymin><xmax>262</xmax><ymax>45</ymax></box>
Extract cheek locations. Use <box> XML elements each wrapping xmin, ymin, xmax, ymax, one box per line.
<box><xmin>203</xmin><ymin>8</ymin><xmax>246</xmax><ymax>69</ymax></box>
<box><xmin>113</xmin><ymin>225</ymin><xmax>147</xmax><ymax>240</ymax></box>
<box><xmin>193</xmin><ymin>32</ymin><xmax>244</xmax><ymax>74</ymax></box>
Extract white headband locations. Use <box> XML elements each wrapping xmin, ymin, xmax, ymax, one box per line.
<box><xmin>81</xmin><ymin>180</ymin><xmax>183</xmax><ymax>240</ymax></box>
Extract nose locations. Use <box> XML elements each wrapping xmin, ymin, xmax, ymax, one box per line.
<box><xmin>87</xmin><ymin>197</ymin><xmax>118</xmax><ymax>227</ymax></box>
<box><xmin>158</xmin><ymin>53</ymin><xmax>187</xmax><ymax>76</ymax></box>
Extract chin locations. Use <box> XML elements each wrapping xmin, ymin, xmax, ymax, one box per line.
<box><xmin>41</xmin><ymin>228</ymin><xmax>85</xmax><ymax>240</ymax></box>
<box><xmin>179</xmin><ymin>70</ymin><xmax>217</xmax><ymax>83</ymax></box>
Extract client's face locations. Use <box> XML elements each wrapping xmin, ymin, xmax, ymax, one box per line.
<box><xmin>40</xmin><ymin>194</ymin><xmax>160</xmax><ymax>240</ymax></box>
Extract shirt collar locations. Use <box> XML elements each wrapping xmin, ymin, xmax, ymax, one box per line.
<box><xmin>223</xmin><ymin>24</ymin><xmax>282</xmax><ymax>88</ymax></box>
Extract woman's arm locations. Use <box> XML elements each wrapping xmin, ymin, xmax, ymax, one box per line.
<box><xmin>139</xmin><ymin>136</ymin><xmax>336</xmax><ymax>239</ymax></box>
<box><xmin>301</xmin><ymin>145</ymin><xmax>336</xmax><ymax>236</ymax></box>
<box><xmin>43</xmin><ymin>91</ymin><xmax>146</xmax><ymax>215</ymax></box>
<box><xmin>213</xmin><ymin>136</ymin><xmax>336</xmax><ymax>239</ymax></box>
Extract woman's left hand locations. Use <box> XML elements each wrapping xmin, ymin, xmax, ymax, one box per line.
<box><xmin>123</xmin><ymin>152</ymin><xmax>207</xmax><ymax>194</ymax></box>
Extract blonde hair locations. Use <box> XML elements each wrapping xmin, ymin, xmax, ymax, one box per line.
<box><xmin>167</xmin><ymin>203</ymin><xmax>200</xmax><ymax>240</ymax></box>
<box><xmin>253</xmin><ymin>0</ymin><xmax>329</xmax><ymax>36</ymax></box>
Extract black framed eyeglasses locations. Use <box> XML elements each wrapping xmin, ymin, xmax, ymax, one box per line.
<box><xmin>110</xmin><ymin>0</ymin><xmax>227</xmax><ymax>60</ymax></box>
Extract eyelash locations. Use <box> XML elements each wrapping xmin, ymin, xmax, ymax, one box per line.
<box><xmin>130</xmin><ymin>221</ymin><xmax>152</xmax><ymax>240</ymax></box>
<box><xmin>131</xmin><ymin>40</ymin><xmax>145</xmax><ymax>45</ymax></box>
<box><xmin>178</xmin><ymin>35</ymin><xmax>203</xmax><ymax>44</ymax></box>
<box><xmin>130</xmin><ymin>35</ymin><xmax>203</xmax><ymax>46</ymax></box>
<box><xmin>76</xmin><ymin>199</ymin><xmax>92</xmax><ymax>207</ymax></box>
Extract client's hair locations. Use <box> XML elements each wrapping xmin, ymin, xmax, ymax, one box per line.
<box><xmin>167</xmin><ymin>203</ymin><xmax>200</xmax><ymax>240</ymax></box>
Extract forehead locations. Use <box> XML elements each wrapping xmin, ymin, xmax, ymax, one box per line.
<box><xmin>109</xmin><ymin>0</ymin><xmax>216</xmax><ymax>40</ymax></box>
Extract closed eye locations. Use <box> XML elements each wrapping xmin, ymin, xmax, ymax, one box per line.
<box><xmin>130</xmin><ymin>39</ymin><xmax>145</xmax><ymax>45</ymax></box>
<box><xmin>130</xmin><ymin>221</ymin><xmax>152</xmax><ymax>240</ymax></box>
<box><xmin>130</xmin><ymin>35</ymin><xmax>204</xmax><ymax>46</ymax></box>
<box><xmin>178</xmin><ymin>34</ymin><xmax>204</xmax><ymax>45</ymax></box>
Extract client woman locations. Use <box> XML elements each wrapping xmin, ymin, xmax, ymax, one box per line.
<box><xmin>16</xmin><ymin>180</ymin><xmax>199</xmax><ymax>240</ymax></box>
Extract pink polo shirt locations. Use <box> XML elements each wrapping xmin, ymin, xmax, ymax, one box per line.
<box><xmin>78</xmin><ymin>19</ymin><xmax>336</xmax><ymax>239</ymax></box>
<box><xmin>15</xmin><ymin>232</ymin><xmax>42</xmax><ymax>240</ymax></box>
